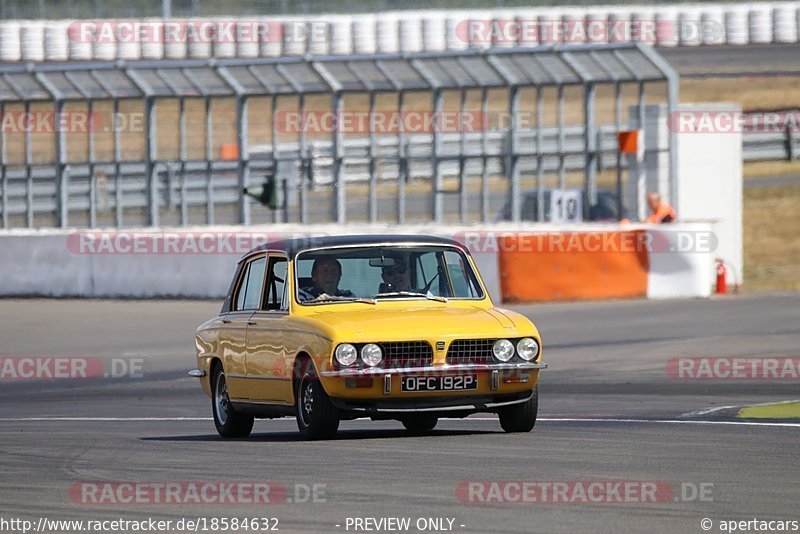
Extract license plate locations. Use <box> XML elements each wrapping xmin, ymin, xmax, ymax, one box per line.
<box><xmin>401</xmin><ymin>374</ymin><xmax>478</xmax><ymax>392</ymax></box>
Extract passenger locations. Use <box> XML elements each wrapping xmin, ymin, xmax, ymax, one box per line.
<box><xmin>380</xmin><ymin>253</ymin><xmax>413</xmax><ymax>293</ymax></box>
<box><xmin>645</xmin><ymin>192</ymin><xmax>677</xmax><ymax>224</ymax></box>
<box><xmin>299</xmin><ymin>258</ymin><xmax>355</xmax><ymax>301</ymax></box>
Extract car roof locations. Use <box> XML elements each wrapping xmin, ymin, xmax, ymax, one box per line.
<box><xmin>243</xmin><ymin>234</ymin><xmax>464</xmax><ymax>261</ymax></box>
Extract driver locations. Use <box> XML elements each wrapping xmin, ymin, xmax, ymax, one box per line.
<box><xmin>299</xmin><ymin>257</ymin><xmax>355</xmax><ymax>301</ymax></box>
<box><xmin>380</xmin><ymin>253</ymin><xmax>413</xmax><ymax>292</ymax></box>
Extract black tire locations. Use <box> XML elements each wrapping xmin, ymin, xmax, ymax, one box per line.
<box><xmin>295</xmin><ymin>365</ymin><xmax>340</xmax><ymax>440</ymax></box>
<box><xmin>211</xmin><ymin>364</ymin><xmax>254</xmax><ymax>438</ymax></box>
<box><xmin>498</xmin><ymin>387</ymin><xmax>538</xmax><ymax>433</ymax></box>
<box><xmin>401</xmin><ymin>415</ymin><xmax>439</xmax><ymax>434</ymax></box>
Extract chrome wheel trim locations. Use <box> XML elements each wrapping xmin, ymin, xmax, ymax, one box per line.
<box><xmin>214</xmin><ymin>372</ymin><xmax>229</xmax><ymax>426</ymax></box>
<box><xmin>299</xmin><ymin>378</ymin><xmax>314</xmax><ymax>427</ymax></box>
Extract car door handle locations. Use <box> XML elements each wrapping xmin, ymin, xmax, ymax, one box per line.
<box><xmin>246</xmin><ymin>320</ymin><xmax>257</xmax><ymax>325</ymax></box>
<box><xmin>221</xmin><ymin>319</ymin><xmax>232</xmax><ymax>324</ymax></box>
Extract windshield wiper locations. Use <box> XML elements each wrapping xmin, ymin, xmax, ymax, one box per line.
<box><xmin>372</xmin><ymin>291</ymin><xmax>448</xmax><ymax>303</ymax></box>
<box><xmin>307</xmin><ymin>295</ymin><xmax>376</xmax><ymax>305</ymax></box>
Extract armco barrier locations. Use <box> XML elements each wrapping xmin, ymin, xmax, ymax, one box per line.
<box><xmin>0</xmin><ymin>223</ymin><xmax>716</xmax><ymax>302</ymax></box>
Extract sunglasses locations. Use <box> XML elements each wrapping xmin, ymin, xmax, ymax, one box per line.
<box><xmin>382</xmin><ymin>265</ymin><xmax>407</xmax><ymax>276</ymax></box>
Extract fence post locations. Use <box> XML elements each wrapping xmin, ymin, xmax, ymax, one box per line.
<box><xmin>509</xmin><ymin>85</ymin><xmax>521</xmax><ymax>223</ymax></box>
<box><xmin>584</xmin><ymin>82</ymin><xmax>598</xmax><ymax>207</ymax></box>
<box><xmin>397</xmin><ymin>90</ymin><xmax>406</xmax><ymax>225</ymax></box>
<box><xmin>458</xmin><ymin>88</ymin><xmax>468</xmax><ymax>224</ymax></box>
<box><xmin>178</xmin><ymin>96</ymin><xmax>188</xmax><ymax>226</ymax></box>
<box><xmin>111</xmin><ymin>98</ymin><xmax>122</xmax><ymax>226</ymax></box>
<box><xmin>236</xmin><ymin>95</ymin><xmax>251</xmax><ymax>225</ymax></box>
<box><xmin>332</xmin><ymin>92</ymin><xmax>346</xmax><ymax>224</ymax></box>
<box><xmin>432</xmin><ymin>88</ymin><xmax>443</xmax><ymax>223</ymax></box>
<box><xmin>87</xmin><ymin>100</ymin><xmax>97</xmax><ymax>228</ymax></box>
<box><xmin>24</xmin><ymin>101</ymin><xmax>33</xmax><ymax>228</ymax></box>
<box><xmin>144</xmin><ymin>97</ymin><xmax>159</xmax><ymax>227</ymax></box>
<box><xmin>367</xmin><ymin>90</ymin><xmax>377</xmax><ymax>223</ymax></box>
<box><xmin>1</xmin><ymin>102</ymin><xmax>8</xmax><ymax>229</ymax></box>
<box><xmin>205</xmin><ymin>97</ymin><xmax>214</xmax><ymax>225</ymax></box>
<box><xmin>55</xmin><ymin>99</ymin><xmax>68</xmax><ymax>227</ymax></box>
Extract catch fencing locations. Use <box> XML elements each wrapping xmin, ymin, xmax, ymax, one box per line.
<box><xmin>0</xmin><ymin>43</ymin><xmax>677</xmax><ymax>229</ymax></box>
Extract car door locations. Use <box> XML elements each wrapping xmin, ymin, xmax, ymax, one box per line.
<box><xmin>220</xmin><ymin>254</ymin><xmax>266</xmax><ymax>401</ymax></box>
<box><xmin>244</xmin><ymin>254</ymin><xmax>291</xmax><ymax>403</ymax></box>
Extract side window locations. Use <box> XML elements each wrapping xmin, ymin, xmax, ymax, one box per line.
<box><xmin>234</xmin><ymin>257</ymin><xmax>267</xmax><ymax>311</ymax></box>
<box><xmin>264</xmin><ymin>256</ymin><xmax>289</xmax><ymax>311</ymax></box>
<box><xmin>444</xmin><ymin>250</ymin><xmax>479</xmax><ymax>297</ymax></box>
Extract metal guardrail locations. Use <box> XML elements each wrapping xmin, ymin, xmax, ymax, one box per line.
<box><xmin>743</xmin><ymin>129</ymin><xmax>799</xmax><ymax>161</ymax></box>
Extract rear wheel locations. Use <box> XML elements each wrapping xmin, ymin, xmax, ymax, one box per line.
<box><xmin>498</xmin><ymin>387</ymin><xmax>538</xmax><ymax>433</ymax></box>
<box><xmin>401</xmin><ymin>415</ymin><xmax>438</xmax><ymax>434</ymax></box>
<box><xmin>296</xmin><ymin>366</ymin><xmax>340</xmax><ymax>440</ymax></box>
<box><xmin>212</xmin><ymin>364</ymin><xmax>254</xmax><ymax>438</ymax></box>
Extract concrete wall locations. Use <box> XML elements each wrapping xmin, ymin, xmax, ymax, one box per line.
<box><xmin>676</xmin><ymin>103</ymin><xmax>744</xmax><ymax>287</ymax></box>
<box><xmin>0</xmin><ymin>223</ymin><xmax>716</xmax><ymax>302</ymax></box>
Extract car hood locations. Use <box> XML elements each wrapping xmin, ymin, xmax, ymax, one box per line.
<box><xmin>304</xmin><ymin>304</ymin><xmax>528</xmax><ymax>341</ymax></box>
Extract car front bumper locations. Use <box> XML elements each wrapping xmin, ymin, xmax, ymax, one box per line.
<box><xmin>318</xmin><ymin>361</ymin><xmax>547</xmax><ymax>400</ymax></box>
<box><xmin>330</xmin><ymin>390</ymin><xmax>535</xmax><ymax>416</ymax></box>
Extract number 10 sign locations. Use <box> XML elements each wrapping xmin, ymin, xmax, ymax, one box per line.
<box><xmin>549</xmin><ymin>189</ymin><xmax>583</xmax><ymax>223</ymax></box>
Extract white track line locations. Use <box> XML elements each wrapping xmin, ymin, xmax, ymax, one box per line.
<box><xmin>0</xmin><ymin>417</ymin><xmax>797</xmax><ymax>428</ymax></box>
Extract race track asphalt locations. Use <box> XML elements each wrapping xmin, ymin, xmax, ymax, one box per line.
<box><xmin>1</xmin><ymin>294</ymin><xmax>799</xmax><ymax>534</ymax></box>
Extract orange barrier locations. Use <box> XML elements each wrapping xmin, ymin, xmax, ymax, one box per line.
<box><xmin>498</xmin><ymin>231</ymin><xmax>650</xmax><ymax>302</ymax></box>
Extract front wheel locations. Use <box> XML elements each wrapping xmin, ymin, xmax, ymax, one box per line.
<box><xmin>401</xmin><ymin>415</ymin><xmax>438</xmax><ymax>434</ymax></box>
<box><xmin>212</xmin><ymin>365</ymin><xmax>254</xmax><ymax>438</ymax></box>
<box><xmin>498</xmin><ymin>387</ymin><xmax>538</xmax><ymax>433</ymax></box>
<box><xmin>296</xmin><ymin>369</ymin><xmax>340</xmax><ymax>440</ymax></box>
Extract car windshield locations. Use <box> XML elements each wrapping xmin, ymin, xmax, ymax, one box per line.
<box><xmin>295</xmin><ymin>245</ymin><xmax>484</xmax><ymax>304</ymax></box>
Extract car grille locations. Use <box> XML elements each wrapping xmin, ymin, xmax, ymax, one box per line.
<box><xmin>379</xmin><ymin>341</ymin><xmax>433</xmax><ymax>368</ymax></box>
<box><xmin>446</xmin><ymin>339</ymin><xmax>496</xmax><ymax>365</ymax></box>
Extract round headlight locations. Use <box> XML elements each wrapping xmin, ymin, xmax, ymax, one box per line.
<box><xmin>516</xmin><ymin>338</ymin><xmax>539</xmax><ymax>361</ymax></box>
<box><xmin>335</xmin><ymin>344</ymin><xmax>357</xmax><ymax>367</ymax></box>
<box><xmin>361</xmin><ymin>343</ymin><xmax>383</xmax><ymax>367</ymax></box>
<box><xmin>492</xmin><ymin>339</ymin><xmax>515</xmax><ymax>362</ymax></box>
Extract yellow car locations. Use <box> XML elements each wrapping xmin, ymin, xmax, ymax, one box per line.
<box><xmin>190</xmin><ymin>235</ymin><xmax>546</xmax><ymax>439</ymax></box>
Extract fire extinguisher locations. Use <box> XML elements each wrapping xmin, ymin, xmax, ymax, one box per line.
<box><xmin>715</xmin><ymin>258</ymin><xmax>728</xmax><ymax>295</ymax></box>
